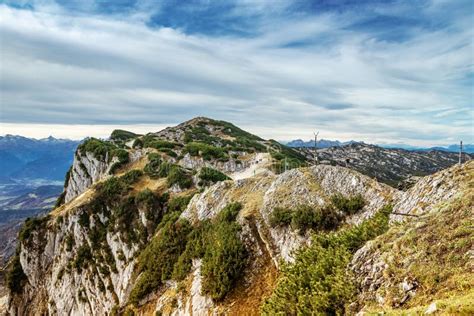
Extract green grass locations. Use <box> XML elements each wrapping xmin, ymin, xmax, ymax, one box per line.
<box><xmin>359</xmin><ymin>188</ymin><xmax>474</xmax><ymax>312</ymax></box>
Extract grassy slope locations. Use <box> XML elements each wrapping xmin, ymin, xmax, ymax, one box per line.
<box><xmin>362</xmin><ymin>169</ymin><xmax>473</xmax><ymax>315</ymax></box>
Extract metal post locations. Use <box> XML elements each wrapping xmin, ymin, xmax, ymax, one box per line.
<box><xmin>313</xmin><ymin>131</ymin><xmax>319</xmax><ymax>165</ymax></box>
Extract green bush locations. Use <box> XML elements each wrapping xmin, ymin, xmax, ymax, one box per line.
<box><xmin>269</xmin><ymin>207</ymin><xmax>293</xmax><ymax>227</ymax></box>
<box><xmin>78</xmin><ymin>138</ymin><xmax>114</xmax><ymax>161</ymax></box>
<box><xmin>65</xmin><ymin>234</ymin><xmax>75</xmax><ymax>251</ymax></box>
<box><xmin>144</xmin><ymin>154</ymin><xmax>163</xmax><ymax>178</ymax></box>
<box><xmin>97</xmin><ymin>177</ymin><xmax>128</xmax><ymax>201</ymax></box>
<box><xmin>201</xmin><ymin>219</ymin><xmax>247</xmax><ymax>301</ymax></box>
<box><xmin>130</xmin><ymin>202</ymin><xmax>245</xmax><ymax>305</ymax></box>
<box><xmin>132</xmin><ymin>138</ymin><xmax>143</xmax><ymax>149</ymax></box>
<box><xmin>18</xmin><ymin>215</ymin><xmax>50</xmax><ymax>243</ymax></box>
<box><xmin>142</xmin><ymin>135</ymin><xmax>177</xmax><ymax>150</ymax></box>
<box><xmin>168</xmin><ymin>194</ymin><xmax>194</xmax><ymax>213</ymax></box>
<box><xmin>167</xmin><ymin>166</ymin><xmax>193</xmax><ymax>189</ymax></box>
<box><xmin>184</xmin><ymin>142</ymin><xmax>227</xmax><ymax>160</ymax></box>
<box><xmin>121</xmin><ymin>169</ymin><xmax>144</xmax><ymax>185</ymax></box>
<box><xmin>216</xmin><ymin>202</ymin><xmax>241</xmax><ymax>222</ymax></box>
<box><xmin>261</xmin><ymin>205</ymin><xmax>392</xmax><ymax>315</ymax></box>
<box><xmin>158</xmin><ymin>148</ymin><xmax>178</xmax><ymax>158</ymax></box>
<box><xmin>331</xmin><ymin>193</ymin><xmax>366</xmax><ymax>215</ymax></box>
<box><xmin>78</xmin><ymin>211</ymin><xmax>90</xmax><ymax>228</ymax></box>
<box><xmin>199</xmin><ymin>167</ymin><xmax>230</xmax><ymax>186</ymax></box>
<box><xmin>74</xmin><ymin>244</ymin><xmax>93</xmax><ymax>272</ymax></box>
<box><xmin>110</xmin><ymin>129</ymin><xmax>139</xmax><ymax>141</ymax></box>
<box><xmin>109</xmin><ymin>149</ymin><xmax>130</xmax><ymax>174</ymax></box>
<box><xmin>6</xmin><ymin>252</ymin><xmax>27</xmax><ymax>293</ymax></box>
<box><xmin>269</xmin><ymin>204</ymin><xmax>341</xmax><ymax>234</ymax></box>
<box><xmin>130</xmin><ymin>216</ymin><xmax>192</xmax><ymax>303</ymax></box>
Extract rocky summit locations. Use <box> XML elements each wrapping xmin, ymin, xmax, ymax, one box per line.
<box><xmin>2</xmin><ymin>118</ymin><xmax>473</xmax><ymax>315</ymax></box>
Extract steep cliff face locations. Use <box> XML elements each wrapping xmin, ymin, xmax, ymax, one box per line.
<box><xmin>65</xmin><ymin>151</ymin><xmax>115</xmax><ymax>203</ymax></box>
<box><xmin>8</xmin><ymin>186</ymin><xmax>157</xmax><ymax>315</ymax></box>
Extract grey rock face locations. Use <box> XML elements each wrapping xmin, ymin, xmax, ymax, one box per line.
<box><xmin>182</xmin><ymin>165</ymin><xmax>395</xmax><ymax>265</ymax></box>
<box><xmin>65</xmin><ymin>151</ymin><xmax>114</xmax><ymax>203</ymax></box>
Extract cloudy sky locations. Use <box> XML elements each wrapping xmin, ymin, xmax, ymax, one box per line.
<box><xmin>0</xmin><ymin>0</ymin><xmax>472</xmax><ymax>145</ymax></box>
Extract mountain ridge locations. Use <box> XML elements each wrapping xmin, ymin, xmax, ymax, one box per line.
<box><xmin>2</xmin><ymin>118</ymin><xmax>473</xmax><ymax>315</ymax></box>
<box><xmin>284</xmin><ymin>137</ymin><xmax>473</xmax><ymax>153</ymax></box>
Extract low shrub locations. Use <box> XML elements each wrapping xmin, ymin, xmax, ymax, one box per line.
<box><xmin>198</xmin><ymin>167</ymin><xmax>230</xmax><ymax>186</ymax></box>
<box><xmin>96</xmin><ymin>177</ymin><xmax>129</xmax><ymax>201</ymax></box>
<box><xmin>269</xmin><ymin>207</ymin><xmax>293</xmax><ymax>227</ymax></box>
<box><xmin>78</xmin><ymin>138</ymin><xmax>114</xmax><ymax>161</ymax></box>
<box><xmin>261</xmin><ymin>205</ymin><xmax>392</xmax><ymax>315</ymax></box>
<box><xmin>109</xmin><ymin>149</ymin><xmax>130</xmax><ymax>174</ymax></box>
<box><xmin>167</xmin><ymin>166</ymin><xmax>193</xmax><ymax>189</ymax></box>
<box><xmin>130</xmin><ymin>215</ymin><xmax>192</xmax><ymax>304</ymax></box>
<box><xmin>269</xmin><ymin>204</ymin><xmax>341</xmax><ymax>234</ymax></box>
<box><xmin>144</xmin><ymin>154</ymin><xmax>163</xmax><ymax>178</ymax></box>
<box><xmin>131</xmin><ymin>202</ymin><xmax>245</xmax><ymax>305</ymax></box>
<box><xmin>158</xmin><ymin>148</ymin><xmax>178</xmax><ymax>158</ymax></box>
<box><xmin>142</xmin><ymin>136</ymin><xmax>177</xmax><ymax>150</ymax></box>
<box><xmin>201</xmin><ymin>203</ymin><xmax>246</xmax><ymax>301</ymax></box>
<box><xmin>6</xmin><ymin>252</ymin><xmax>27</xmax><ymax>293</ymax></box>
<box><xmin>184</xmin><ymin>142</ymin><xmax>227</xmax><ymax>160</ymax></box>
<box><xmin>331</xmin><ymin>193</ymin><xmax>365</xmax><ymax>215</ymax></box>
<box><xmin>121</xmin><ymin>169</ymin><xmax>144</xmax><ymax>185</ymax></box>
<box><xmin>74</xmin><ymin>244</ymin><xmax>93</xmax><ymax>272</ymax></box>
<box><xmin>132</xmin><ymin>138</ymin><xmax>143</xmax><ymax>149</ymax></box>
<box><xmin>18</xmin><ymin>215</ymin><xmax>50</xmax><ymax>243</ymax></box>
<box><xmin>168</xmin><ymin>194</ymin><xmax>194</xmax><ymax>213</ymax></box>
<box><xmin>110</xmin><ymin>129</ymin><xmax>139</xmax><ymax>141</ymax></box>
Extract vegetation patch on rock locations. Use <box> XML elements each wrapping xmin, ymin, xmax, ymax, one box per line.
<box><xmin>262</xmin><ymin>205</ymin><xmax>392</xmax><ymax>315</ymax></box>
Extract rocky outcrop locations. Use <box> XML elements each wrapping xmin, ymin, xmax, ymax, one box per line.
<box><xmin>350</xmin><ymin>161</ymin><xmax>473</xmax><ymax>313</ymax></box>
<box><xmin>297</xmin><ymin>143</ymin><xmax>471</xmax><ymax>187</ymax></box>
<box><xmin>8</xmin><ymin>205</ymin><xmax>149</xmax><ymax>315</ymax></box>
<box><xmin>64</xmin><ymin>149</ymin><xmax>145</xmax><ymax>203</ymax></box>
<box><xmin>64</xmin><ymin>151</ymin><xmax>115</xmax><ymax>203</ymax></box>
<box><xmin>183</xmin><ymin>165</ymin><xmax>395</xmax><ymax>264</ymax></box>
<box><xmin>391</xmin><ymin>162</ymin><xmax>470</xmax><ymax>219</ymax></box>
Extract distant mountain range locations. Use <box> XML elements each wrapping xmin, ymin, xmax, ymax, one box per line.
<box><xmin>380</xmin><ymin>143</ymin><xmax>474</xmax><ymax>153</ymax></box>
<box><xmin>0</xmin><ymin>135</ymin><xmax>80</xmax><ymax>249</ymax></box>
<box><xmin>0</xmin><ymin>135</ymin><xmax>80</xmax><ymax>183</ymax></box>
<box><xmin>284</xmin><ymin>138</ymin><xmax>474</xmax><ymax>153</ymax></box>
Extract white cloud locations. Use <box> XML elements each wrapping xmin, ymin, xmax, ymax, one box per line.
<box><xmin>0</xmin><ymin>2</ymin><xmax>472</xmax><ymax>146</ymax></box>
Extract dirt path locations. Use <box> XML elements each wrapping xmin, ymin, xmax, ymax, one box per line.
<box><xmin>230</xmin><ymin>153</ymin><xmax>271</xmax><ymax>181</ymax></box>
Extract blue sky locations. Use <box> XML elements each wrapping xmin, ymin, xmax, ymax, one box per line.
<box><xmin>0</xmin><ymin>0</ymin><xmax>472</xmax><ymax>145</ymax></box>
